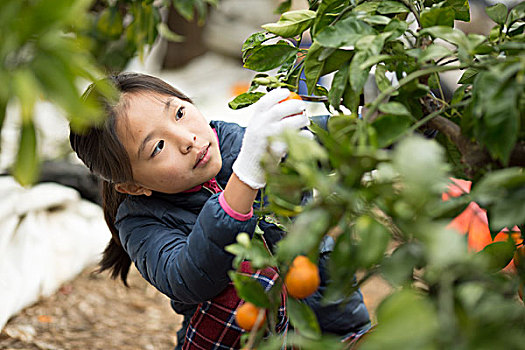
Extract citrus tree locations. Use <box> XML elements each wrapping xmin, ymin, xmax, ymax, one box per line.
<box><xmin>0</xmin><ymin>0</ymin><xmax>215</xmax><ymax>185</ymax></box>
<box><xmin>227</xmin><ymin>0</ymin><xmax>525</xmax><ymax>348</ymax></box>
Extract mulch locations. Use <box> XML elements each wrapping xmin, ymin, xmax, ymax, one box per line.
<box><xmin>0</xmin><ymin>265</ymin><xmax>182</xmax><ymax>350</ymax></box>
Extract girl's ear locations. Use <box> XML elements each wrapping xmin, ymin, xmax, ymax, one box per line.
<box><xmin>114</xmin><ymin>183</ymin><xmax>152</xmax><ymax>197</ymax></box>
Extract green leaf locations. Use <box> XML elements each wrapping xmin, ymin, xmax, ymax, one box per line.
<box><xmin>467</xmin><ymin>33</ymin><xmax>487</xmax><ymax>49</ymax></box>
<box><xmin>360</xmin><ymin>290</ymin><xmax>438</xmax><ymax>350</ymax></box>
<box><xmin>328</xmin><ymin>63</ymin><xmax>349</xmax><ymax>109</ymax></box>
<box><xmin>242</xmin><ymin>31</ymin><xmax>267</xmax><ymax>59</ymax></box>
<box><xmin>12</xmin><ymin>69</ymin><xmax>38</xmax><ymax>123</ymax></box>
<box><xmin>458</xmin><ymin>67</ymin><xmax>480</xmax><ymax>84</ymax></box>
<box><xmin>507</xmin><ymin>1</ymin><xmax>525</xmax><ymax>26</ymax></box>
<box><xmin>421</xmin><ymin>7</ymin><xmax>455</xmax><ymax>28</ymax></box>
<box><xmin>228</xmin><ymin>92</ymin><xmax>265</xmax><ymax>110</ymax></box>
<box><xmin>284</xmin><ymin>129</ymin><xmax>328</xmax><ymax>165</ymax></box>
<box><xmin>477</xmin><ymin>240</ymin><xmax>515</xmax><ymax>272</ymax></box>
<box><xmin>372</xmin><ymin>114</ymin><xmax>412</xmax><ymax>148</ymax></box>
<box><xmin>378</xmin><ymin>102</ymin><xmax>411</xmax><ymax>117</ymax></box>
<box><xmin>471</xmin><ymin>66</ymin><xmax>521</xmax><ymax>164</ymax></box>
<box><xmin>156</xmin><ymin>22</ymin><xmax>184</xmax><ymax>42</ymax></box>
<box><xmin>383</xmin><ymin>19</ymin><xmax>409</xmax><ymax>41</ymax></box>
<box><xmin>324</xmin><ymin>227</ymin><xmax>359</xmax><ymax>302</ymax></box>
<box><xmin>286</xmin><ymin>297</ymin><xmax>321</xmax><ymax>339</ymax></box>
<box><xmin>450</xmin><ymin>84</ymin><xmax>469</xmax><ymax>105</ymax></box>
<box><xmin>320</xmin><ymin>49</ymin><xmax>353</xmax><ymax>76</ymax></box>
<box><xmin>275</xmin><ymin>0</ymin><xmax>291</xmax><ymax>14</ymax></box>
<box><xmin>172</xmin><ymin>0</ymin><xmax>195</xmax><ymax>21</ymax></box>
<box><xmin>262</xmin><ymin>10</ymin><xmax>316</xmax><ymax>38</ymax></box>
<box><xmin>381</xmin><ymin>243</ymin><xmax>425</xmax><ymax>286</ymax></box>
<box><xmin>303</xmin><ymin>43</ymin><xmax>325</xmax><ymax>95</ymax></box>
<box><xmin>421</xmin><ymin>26</ymin><xmax>469</xmax><ymax>50</ymax></box>
<box><xmin>349</xmin><ymin>51</ymin><xmax>371</xmax><ymax>95</ymax></box>
<box><xmin>444</xmin><ymin>0</ymin><xmax>470</xmax><ymax>21</ymax></box>
<box><xmin>485</xmin><ymin>3</ymin><xmax>508</xmax><ymax>25</ymax></box>
<box><xmin>355</xmin><ymin>34</ymin><xmax>386</xmax><ymax>56</ymax></box>
<box><xmin>342</xmin><ymin>83</ymin><xmax>361</xmax><ymax>114</ymax></box>
<box><xmin>423</xmin><ymin>223</ymin><xmax>467</xmax><ymax>268</ymax></box>
<box><xmin>312</xmin><ymin>0</ymin><xmax>346</xmax><ymax>36</ymax></box>
<box><xmin>472</xmin><ymin>168</ymin><xmax>525</xmax><ymax>231</ymax></box>
<box><xmin>302</xmin><ymin>45</ymin><xmax>351</xmax><ymax>94</ymax></box>
<box><xmin>377</xmin><ymin>1</ymin><xmax>409</xmax><ymax>15</ymax></box>
<box><xmin>362</xmin><ymin>15</ymin><xmax>392</xmax><ymax>25</ymax></box>
<box><xmin>498</xmin><ymin>41</ymin><xmax>525</xmax><ymax>54</ymax></box>
<box><xmin>375</xmin><ymin>64</ymin><xmax>398</xmax><ymax>95</ymax></box>
<box><xmin>314</xmin><ymin>17</ymin><xmax>375</xmax><ymax>49</ymax></box>
<box><xmin>392</xmin><ymin>136</ymin><xmax>450</xmax><ymax>198</ymax></box>
<box><xmin>355</xmin><ymin>215</ymin><xmax>390</xmax><ymax>268</ymax></box>
<box><xmin>96</xmin><ymin>7</ymin><xmax>123</xmax><ymax>39</ymax></box>
<box><xmin>418</xmin><ymin>44</ymin><xmax>453</xmax><ymax>62</ymax></box>
<box><xmin>277</xmin><ymin>209</ymin><xmax>329</xmax><ymax>259</ymax></box>
<box><xmin>353</xmin><ymin>1</ymin><xmax>380</xmax><ymax>14</ymax></box>
<box><xmin>243</xmin><ymin>43</ymin><xmax>297</xmax><ymax>71</ymax></box>
<box><xmin>14</xmin><ymin>122</ymin><xmax>39</xmax><ymax>187</ymax></box>
<box><xmin>488</xmin><ymin>186</ymin><xmax>525</xmax><ymax>232</ymax></box>
<box><xmin>230</xmin><ymin>272</ymin><xmax>272</xmax><ymax>308</ymax></box>
<box><xmin>360</xmin><ymin>54</ymin><xmax>392</xmax><ymax>70</ymax></box>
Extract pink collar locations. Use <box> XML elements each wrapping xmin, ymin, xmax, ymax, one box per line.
<box><xmin>182</xmin><ymin>177</ymin><xmax>221</xmax><ymax>194</ymax></box>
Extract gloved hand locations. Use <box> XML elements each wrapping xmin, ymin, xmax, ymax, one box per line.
<box><xmin>232</xmin><ymin>88</ymin><xmax>309</xmax><ymax>189</ymax></box>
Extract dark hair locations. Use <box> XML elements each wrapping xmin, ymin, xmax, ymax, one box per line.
<box><xmin>70</xmin><ymin>73</ymin><xmax>192</xmax><ymax>285</ymax></box>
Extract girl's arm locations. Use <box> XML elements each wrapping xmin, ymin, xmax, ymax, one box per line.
<box><xmin>222</xmin><ymin>173</ymin><xmax>258</xmax><ymax>214</ymax></box>
<box><xmin>118</xmin><ymin>194</ymin><xmax>258</xmax><ymax>304</ymax></box>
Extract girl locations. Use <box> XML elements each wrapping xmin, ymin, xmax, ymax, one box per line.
<box><xmin>70</xmin><ymin>73</ymin><xmax>370</xmax><ymax>349</ymax></box>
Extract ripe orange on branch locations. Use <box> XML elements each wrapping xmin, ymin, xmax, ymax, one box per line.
<box><xmin>235</xmin><ymin>301</ymin><xmax>266</xmax><ymax>331</ymax></box>
<box><xmin>285</xmin><ymin>255</ymin><xmax>320</xmax><ymax>299</ymax></box>
<box><xmin>279</xmin><ymin>91</ymin><xmax>302</xmax><ymax>103</ymax></box>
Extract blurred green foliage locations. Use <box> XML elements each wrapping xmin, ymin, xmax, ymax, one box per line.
<box><xmin>0</xmin><ymin>0</ymin><xmax>216</xmax><ymax>185</ymax></box>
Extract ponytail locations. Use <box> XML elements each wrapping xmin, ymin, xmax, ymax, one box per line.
<box><xmin>98</xmin><ymin>181</ymin><xmax>132</xmax><ymax>286</ymax></box>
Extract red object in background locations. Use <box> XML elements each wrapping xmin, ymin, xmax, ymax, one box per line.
<box><xmin>444</xmin><ymin>178</ymin><xmax>521</xmax><ymax>272</ymax></box>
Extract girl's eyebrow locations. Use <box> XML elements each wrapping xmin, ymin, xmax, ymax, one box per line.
<box><xmin>164</xmin><ymin>98</ymin><xmax>171</xmax><ymax>114</ymax></box>
<box><xmin>138</xmin><ymin>133</ymin><xmax>153</xmax><ymax>159</ymax></box>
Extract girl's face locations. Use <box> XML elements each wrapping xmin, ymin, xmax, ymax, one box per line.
<box><xmin>115</xmin><ymin>92</ymin><xmax>222</xmax><ymax>195</ymax></box>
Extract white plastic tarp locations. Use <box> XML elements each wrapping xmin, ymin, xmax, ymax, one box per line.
<box><xmin>0</xmin><ymin>177</ymin><xmax>109</xmax><ymax>330</ymax></box>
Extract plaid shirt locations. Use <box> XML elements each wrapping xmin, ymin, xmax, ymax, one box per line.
<box><xmin>182</xmin><ymin>261</ymin><xmax>288</xmax><ymax>349</ymax></box>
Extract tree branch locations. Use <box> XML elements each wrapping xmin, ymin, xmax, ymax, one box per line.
<box><xmin>427</xmin><ymin>115</ymin><xmax>525</xmax><ymax>172</ymax></box>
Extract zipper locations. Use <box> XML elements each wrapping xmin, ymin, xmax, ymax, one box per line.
<box><xmin>202</xmin><ymin>178</ymin><xmax>223</xmax><ymax>195</ymax></box>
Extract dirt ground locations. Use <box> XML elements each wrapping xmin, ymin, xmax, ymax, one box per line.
<box><xmin>0</xmin><ymin>266</ymin><xmax>181</xmax><ymax>350</ymax></box>
<box><xmin>0</xmin><ymin>265</ymin><xmax>391</xmax><ymax>350</ymax></box>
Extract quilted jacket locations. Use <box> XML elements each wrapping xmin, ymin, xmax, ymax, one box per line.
<box><xmin>114</xmin><ymin>120</ymin><xmax>370</xmax><ymax>343</ymax></box>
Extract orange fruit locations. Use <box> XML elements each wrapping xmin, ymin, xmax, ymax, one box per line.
<box><xmin>235</xmin><ymin>302</ymin><xmax>266</xmax><ymax>331</ymax></box>
<box><xmin>285</xmin><ymin>255</ymin><xmax>320</xmax><ymax>299</ymax></box>
<box><xmin>279</xmin><ymin>91</ymin><xmax>302</xmax><ymax>103</ymax></box>
<box><xmin>230</xmin><ymin>81</ymin><xmax>251</xmax><ymax>97</ymax></box>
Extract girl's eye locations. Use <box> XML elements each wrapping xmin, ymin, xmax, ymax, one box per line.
<box><xmin>151</xmin><ymin>140</ymin><xmax>164</xmax><ymax>157</ymax></box>
<box><xmin>175</xmin><ymin>107</ymin><xmax>185</xmax><ymax>120</ymax></box>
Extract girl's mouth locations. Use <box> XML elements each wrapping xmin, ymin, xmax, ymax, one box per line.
<box><xmin>194</xmin><ymin>144</ymin><xmax>210</xmax><ymax>169</ymax></box>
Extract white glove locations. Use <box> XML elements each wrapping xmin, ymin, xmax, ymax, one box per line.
<box><xmin>232</xmin><ymin>88</ymin><xmax>309</xmax><ymax>189</ymax></box>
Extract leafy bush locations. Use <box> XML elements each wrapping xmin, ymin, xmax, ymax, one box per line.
<box><xmin>227</xmin><ymin>1</ymin><xmax>525</xmax><ymax>348</ymax></box>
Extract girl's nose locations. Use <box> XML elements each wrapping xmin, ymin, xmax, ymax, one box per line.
<box><xmin>180</xmin><ymin>134</ymin><xmax>197</xmax><ymax>154</ymax></box>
